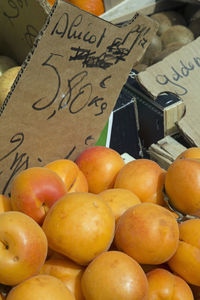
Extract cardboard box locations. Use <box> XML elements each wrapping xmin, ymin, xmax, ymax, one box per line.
<box><xmin>117</xmin><ymin>68</ymin><xmax>185</xmax><ymax>155</ymax></box>
<box><xmin>96</xmin><ymin>80</ymin><xmax>143</xmax><ymax>159</ymax></box>
<box><xmin>148</xmin><ymin>134</ymin><xmax>191</xmax><ymax>169</ymax></box>
<box><xmin>104</xmin><ymin>0</ymin><xmax>200</xmax><ymax>153</ymax></box>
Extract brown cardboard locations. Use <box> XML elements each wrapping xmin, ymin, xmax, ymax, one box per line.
<box><xmin>138</xmin><ymin>37</ymin><xmax>200</xmax><ymax>146</ymax></box>
<box><xmin>0</xmin><ymin>0</ymin><xmax>51</xmax><ymax>63</ymax></box>
<box><xmin>103</xmin><ymin>0</ymin><xmax>124</xmax><ymax>11</ymax></box>
<box><xmin>148</xmin><ymin>135</ymin><xmax>187</xmax><ymax>169</ymax></box>
<box><xmin>0</xmin><ymin>0</ymin><xmax>157</xmax><ymax>195</ymax></box>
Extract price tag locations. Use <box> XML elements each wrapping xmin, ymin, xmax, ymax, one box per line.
<box><xmin>0</xmin><ymin>0</ymin><xmax>51</xmax><ymax>63</ymax></box>
<box><xmin>0</xmin><ymin>0</ymin><xmax>157</xmax><ymax>195</ymax></box>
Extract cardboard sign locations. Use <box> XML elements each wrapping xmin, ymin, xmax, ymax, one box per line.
<box><xmin>0</xmin><ymin>0</ymin><xmax>157</xmax><ymax>195</ymax></box>
<box><xmin>138</xmin><ymin>37</ymin><xmax>200</xmax><ymax>147</ymax></box>
<box><xmin>0</xmin><ymin>0</ymin><xmax>51</xmax><ymax>63</ymax></box>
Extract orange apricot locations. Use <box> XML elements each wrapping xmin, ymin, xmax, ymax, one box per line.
<box><xmin>45</xmin><ymin>159</ymin><xmax>88</xmax><ymax>193</ymax></box>
<box><xmin>99</xmin><ymin>188</ymin><xmax>141</xmax><ymax>223</ymax></box>
<box><xmin>114</xmin><ymin>159</ymin><xmax>166</xmax><ymax>206</ymax></box>
<box><xmin>146</xmin><ymin>268</ymin><xmax>194</xmax><ymax>300</ymax></box>
<box><xmin>165</xmin><ymin>158</ymin><xmax>200</xmax><ymax>215</ymax></box>
<box><xmin>76</xmin><ymin>146</ymin><xmax>125</xmax><ymax>194</ymax></box>
<box><xmin>114</xmin><ymin>203</ymin><xmax>179</xmax><ymax>265</ymax></box>
<box><xmin>168</xmin><ymin>218</ymin><xmax>200</xmax><ymax>286</ymax></box>
<box><xmin>81</xmin><ymin>250</ymin><xmax>148</xmax><ymax>300</ymax></box>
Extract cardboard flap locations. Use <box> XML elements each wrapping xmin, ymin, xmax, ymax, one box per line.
<box><xmin>138</xmin><ymin>37</ymin><xmax>200</xmax><ymax>146</ymax></box>
<box><xmin>0</xmin><ymin>0</ymin><xmax>51</xmax><ymax>63</ymax></box>
<box><xmin>103</xmin><ymin>0</ymin><xmax>124</xmax><ymax>11</ymax></box>
<box><xmin>0</xmin><ymin>0</ymin><xmax>157</xmax><ymax>195</ymax></box>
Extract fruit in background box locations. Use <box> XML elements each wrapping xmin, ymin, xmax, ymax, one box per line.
<box><xmin>183</xmin><ymin>3</ymin><xmax>200</xmax><ymax>23</ymax></box>
<box><xmin>40</xmin><ymin>254</ymin><xmax>85</xmax><ymax>300</ymax></box>
<box><xmin>146</xmin><ymin>268</ymin><xmax>194</xmax><ymax>300</ymax></box>
<box><xmin>114</xmin><ymin>159</ymin><xmax>166</xmax><ymax>206</ymax></box>
<box><xmin>114</xmin><ymin>203</ymin><xmax>179</xmax><ymax>265</ymax></box>
<box><xmin>168</xmin><ymin>219</ymin><xmax>200</xmax><ymax>286</ymax></box>
<box><xmin>45</xmin><ymin>159</ymin><xmax>88</xmax><ymax>193</ymax></box>
<box><xmin>176</xmin><ymin>147</ymin><xmax>200</xmax><ymax>160</ymax></box>
<box><xmin>165</xmin><ymin>158</ymin><xmax>200</xmax><ymax>215</ymax></box>
<box><xmin>151</xmin><ymin>10</ymin><xmax>186</xmax><ymax>36</ymax></box>
<box><xmin>99</xmin><ymin>188</ymin><xmax>141</xmax><ymax>223</ymax></box>
<box><xmin>6</xmin><ymin>274</ymin><xmax>75</xmax><ymax>300</ymax></box>
<box><xmin>161</xmin><ymin>25</ymin><xmax>194</xmax><ymax>49</ymax></box>
<box><xmin>141</xmin><ymin>34</ymin><xmax>162</xmax><ymax>66</ymax></box>
<box><xmin>152</xmin><ymin>43</ymin><xmax>183</xmax><ymax>64</ymax></box>
<box><xmin>0</xmin><ymin>211</ymin><xmax>48</xmax><ymax>286</ymax></box>
<box><xmin>188</xmin><ymin>19</ymin><xmax>200</xmax><ymax>39</ymax></box>
<box><xmin>81</xmin><ymin>250</ymin><xmax>148</xmax><ymax>300</ymax></box>
<box><xmin>0</xmin><ymin>56</ymin><xmax>17</xmax><ymax>77</ymax></box>
<box><xmin>0</xmin><ymin>66</ymin><xmax>20</xmax><ymax>107</ymax></box>
<box><xmin>11</xmin><ymin>167</ymin><xmax>67</xmax><ymax>225</ymax></box>
<box><xmin>0</xmin><ymin>194</ymin><xmax>12</xmax><ymax>213</ymax></box>
<box><xmin>42</xmin><ymin>192</ymin><xmax>115</xmax><ymax>266</ymax></box>
<box><xmin>76</xmin><ymin>146</ymin><xmax>125</xmax><ymax>194</ymax></box>
<box><xmin>64</xmin><ymin>0</ymin><xmax>105</xmax><ymax>16</ymax></box>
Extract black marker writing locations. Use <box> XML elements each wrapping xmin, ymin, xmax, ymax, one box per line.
<box><xmin>51</xmin><ymin>13</ymin><xmax>106</xmax><ymax>49</ymax></box>
<box><xmin>32</xmin><ymin>54</ymin><xmax>108</xmax><ymax>118</ymax></box>
<box><xmin>3</xmin><ymin>0</ymin><xmax>28</xmax><ymax>26</ymax></box>
<box><xmin>155</xmin><ymin>57</ymin><xmax>200</xmax><ymax>96</ymax></box>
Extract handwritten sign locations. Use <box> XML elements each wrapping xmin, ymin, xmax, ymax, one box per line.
<box><xmin>138</xmin><ymin>37</ymin><xmax>200</xmax><ymax>146</ymax></box>
<box><xmin>0</xmin><ymin>0</ymin><xmax>157</xmax><ymax>195</ymax></box>
<box><xmin>0</xmin><ymin>0</ymin><xmax>51</xmax><ymax>63</ymax></box>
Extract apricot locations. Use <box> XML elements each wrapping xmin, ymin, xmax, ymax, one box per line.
<box><xmin>114</xmin><ymin>203</ymin><xmax>179</xmax><ymax>265</ymax></box>
<box><xmin>45</xmin><ymin>159</ymin><xmax>88</xmax><ymax>193</ymax></box>
<box><xmin>0</xmin><ymin>211</ymin><xmax>48</xmax><ymax>286</ymax></box>
<box><xmin>146</xmin><ymin>268</ymin><xmax>194</xmax><ymax>300</ymax></box>
<box><xmin>114</xmin><ymin>159</ymin><xmax>166</xmax><ymax>206</ymax></box>
<box><xmin>40</xmin><ymin>254</ymin><xmax>85</xmax><ymax>300</ymax></box>
<box><xmin>165</xmin><ymin>158</ymin><xmax>200</xmax><ymax>215</ymax></box>
<box><xmin>42</xmin><ymin>192</ymin><xmax>115</xmax><ymax>266</ymax></box>
<box><xmin>81</xmin><ymin>250</ymin><xmax>148</xmax><ymax>300</ymax></box>
<box><xmin>75</xmin><ymin>146</ymin><xmax>125</xmax><ymax>194</ymax></box>
<box><xmin>176</xmin><ymin>147</ymin><xmax>200</xmax><ymax>160</ymax></box>
<box><xmin>0</xmin><ymin>194</ymin><xmax>12</xmax><ymax>213</ymax></box>
<box><xmin>168</xmin><ymin>219</ymin><xmax>200</xmax><ymax>286</ymax></box>
<box><xmin>99</xmin><ymin>188</ymin><xmax>141</xmax><ymax>223</ymax></box>
<box><xmin>11</xmin><ymin>167</ymin><xmax>67</xmax><ymax>225</ymax></box>
<box><xmin>6</xmin><ymin>274</ymin><xmax>75</xmax><ymax>300</ymax></box>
